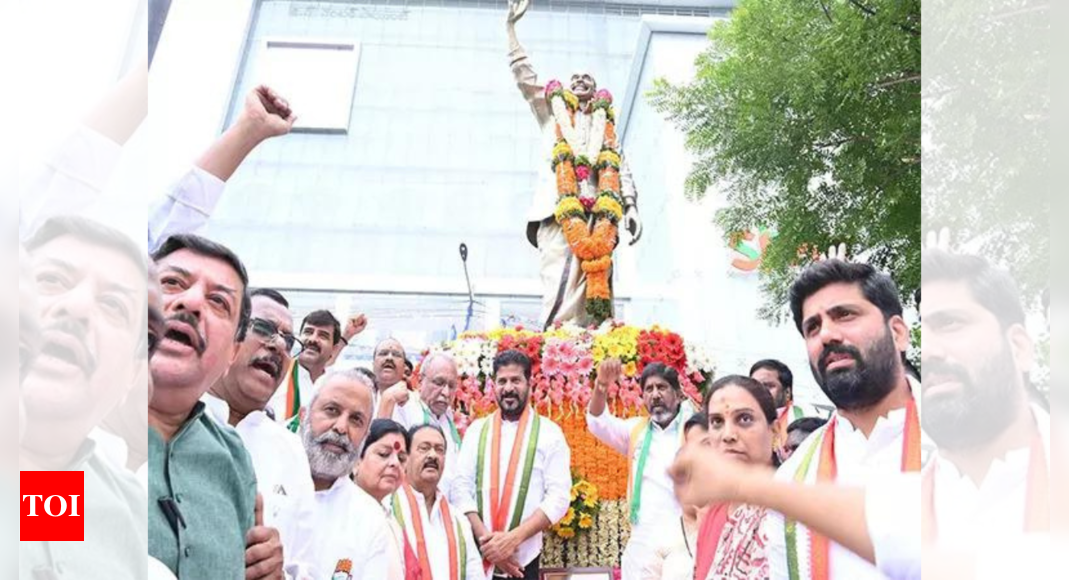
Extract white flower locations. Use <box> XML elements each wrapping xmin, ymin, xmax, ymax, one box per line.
<box><xmin>684</xmin><ymin>340</ymin><xmax>716</xmax><ymax>376</ymax></box>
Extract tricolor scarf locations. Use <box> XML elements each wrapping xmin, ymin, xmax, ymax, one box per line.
<box><xmin>785</xmin><ymin>398</ymin><xmax>921</xmax><ymax>580</ymax></box>
<box><xmin>391</xmin><ymin>484</ymin><xmax>467</xmax><ymax>580</ymax></box>
<box><xmin>625</xmin><ymin>401</ymin><xmax>693</xmax><ymax>525</ymax></box>
<box><xmin>475</xmin><ymin>407</ymin><xmax>542</xmax><ymax>574</ymax></box>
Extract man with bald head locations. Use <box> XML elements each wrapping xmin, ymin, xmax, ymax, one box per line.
<box><xmin>383</xmin><ymin>352</ymin><xmax>463</xmax><ymax>497</ymax></box>
<box><xmin>373</xmin><ymin>337</ymin><xmax>409</xmax><ymax>417</ymax></box>
<box><xmin>302</xmin><ymin>369</ymin><xmax>399</xmax><ymax>579</ymax></box>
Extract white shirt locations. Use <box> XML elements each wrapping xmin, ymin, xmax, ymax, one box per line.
<box><xmin>267</xmin><ymin>362</ymin><xmax>314</xmax><ymax>423</ymax></box>
<box><xmin>389</xmin><ymin>486</ymin><xmax>483</xmax><ymax>580</ymax></box>
<box><xmin>452</xmin><ymin>413</ymin><xmax>572</xmax><ymax>569</ymax></box>
<box><xmin>204</xmin><ymin>394</ymin><xmax>318</xmax><ymax>580</ymax></box>
<box><xmin>586</xmin><ymin>405</ymin><xmax>688</xmax><ymax>578</ymax></box>
<box><xmin>765</xmin><ymin>384</ymin><xmax>931</xmax><ymax>580</ymax></box>
<box><xmin>866</xmin><ymin>405</ymin><xmax>1051</xmax><ymax>580</ymax></box>
<box><xmin>313</xmin><ymin>477</ymin><xmax>396</xmax><ymax>580</ymax></box>
<box><xmin>393</xmin><ymin>398</ymin><xmax>462</xmax><ymax>498</ymax></box>
<box><xmin>18</xmin><ymin>124</ymin><xmax>225</xmax><ymax>252</ymax></box>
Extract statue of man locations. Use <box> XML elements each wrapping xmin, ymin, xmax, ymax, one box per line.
<box><xmin>507</xmin><ymin>0</ymin><xmax>643</xmax><ymax>329</ymax></box>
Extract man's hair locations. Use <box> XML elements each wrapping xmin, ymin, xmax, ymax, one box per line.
<box><xmin>493</xmin><ymin>349</ymin><xmax>532</xmax><ymax>380</ymax></box>
<box><xmin>749</xmin><ymin>359</ymin><xmax>794</xmax><ymax>394</ymax></box>
<box><xmin>408</xmin><ymin>423</ymin><xmax>446</xmax><ymax>445</ymax></box>
<box><xmin>420</xmin><ymin>352</ymin><xmax>457</xmax><ymax>377</ymax></box>
<box><xmin>301</xmin><ymin>310</ymin><xmax>342</xmax><ymax>345</ymax></box>
<box><xmin>639</xmin><ymin>362</ymin><xmax>682</xmax><ymax>392</ymax></box>
<box><xmin>152</xmin><ymin>233</ymin><xmax>251</xmax><ymax>342</ymax></box>
<box><xmin>921</xmin><ymin>249</ymin><xmax>1026</xmax><ymax>328</ymax></box>
<box><xmin>307</xmin><ymin>368</ymin><xmax>375</xmax><ymax>410</ymax></box>
<box><xmin>703</xmin><ymin>375</ymin><xmax>778</xmax><ymax>426</ymax></box>
<box><xmin>251</xmin><ymin>287</ymin><xmax>290</xmax><ymax>309</ymax></box>
<box><xmin>25</xmin><ymin>216</ymin><xmax>152</xmax><ymax>353</ymax></box>
<box><xmin>786</xmin><ymin>416</ymin><xmax>828</xmax><ymax>437</ymax></box>
<box><xmin>361</xmin><ymin>419</ymin><xmax>411</xmax><ymax>459</ymax></box>
<box><xmin>404</xmin><ymin>358</ymin><xmax>414</xmax><ymax>373</ymax></box>
<box><xmin>789</xmin><ymin>260</ymin><xmax>903</xmax><ymax>335</ymax></box>
<box><xmin>354</xmin><ymin>367</ymin><xmax>377</xmax><ymax>387</ymax></box>
<box><xmin>683</xmin><ymin>412</ymin><xmax>708</xmax><ymax>436</ymax></box>
<box><xmin>26</xmin><ymin>215</ymin><xmax>148</xmax><ymax>275</ymax></box>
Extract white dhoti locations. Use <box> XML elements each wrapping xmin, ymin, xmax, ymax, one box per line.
<box><xmin>535</xmin><ymin>218</ymin><xmax>589</xmax><ymax>329</ymax></box>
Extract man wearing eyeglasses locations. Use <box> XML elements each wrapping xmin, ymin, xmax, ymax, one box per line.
<box><xmin>205</xmin><ymin>288</ymin><xmax>318</xmax><ymax>579</ymax></box>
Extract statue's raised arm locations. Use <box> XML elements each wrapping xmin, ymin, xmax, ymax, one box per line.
<box><xmin>506</xmin><ymin>0</ymin><xmax>552</xmax><ymax>126</ymax></box>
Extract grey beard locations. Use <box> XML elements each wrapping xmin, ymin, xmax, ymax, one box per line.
<box><xmin>303</xmin><ymin>425</ymin><xmax>358</xmax><ymax>482</ymax></box>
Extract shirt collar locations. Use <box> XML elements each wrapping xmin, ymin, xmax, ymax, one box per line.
<box><xmin>202</xmin><ymin>393</ymin><xmax>230</xmax><ymax>426</ymax></box>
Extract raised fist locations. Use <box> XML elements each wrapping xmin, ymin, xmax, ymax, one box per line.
<box><xmin>241</xmin><ymin>85</ymin><xmax>296</xmax><ymax>139</ymax></box>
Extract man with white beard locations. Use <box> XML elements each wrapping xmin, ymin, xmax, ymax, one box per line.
<box><xmin>301</xmin><ymin>369</ymin><xmax>400</xmax><ymax>579</ymax></box>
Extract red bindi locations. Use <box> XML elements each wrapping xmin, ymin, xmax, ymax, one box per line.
<box><xmin>393</xmin><ymin>441</ymin><xmax>402</xmax><ymax>452</ymax></box>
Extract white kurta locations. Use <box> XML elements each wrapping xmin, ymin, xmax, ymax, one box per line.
<box><xmin>586</xmin><ymin>407</ymin><xmax>688</xmax><ymax>580</ymax></box>
<box><xmin>451</xmin><ymin>413</ymin><xmax>572</xmax><ymax>570</ymax></box>
<box><xmin>388</xmin><ymin>486</ymin><xmax>483</xmax><ymax>580</ymax></box>
<box><xmin>313</xmin><ymin>477</ymin><xmax>398</xmax><ymax>580</ymax></box>
<box><xmin>639</xmin><ymin>516</ymin><xmax>696</xmax><ymax>580</ymax></box>
<box><xmin>392</xmin><ymin>399</ymin><xmax>462</xmax><ymax>498</ymax></box>
<box><xmin>204</xmin><ymin>395</ymin><xmax>318</xmax><ymax>580</ymax></box>
<box><xmin>764</xmin><ymin>380</ymin><xmax>929</xmax><ymax>580</ymax></box>
<box><xmin>865</xmin><ymin>405</ymin><xmax>1052</xmax><ymax>580</ymax></box>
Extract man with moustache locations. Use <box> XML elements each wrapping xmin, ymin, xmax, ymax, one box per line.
<box><xmin>385</xmin><ymin>352</ymin><xmax>465</xmax><ymax>497</ymax></box>
<box><xmin>584</xmin><ymin>359</ymin><xmax>694</xmax><ymax>580</ymax></box>
<box><xmin>871</xmin><ymin>249</ymin><xmax>1050</xmax><ymax>577</ymax></box>
<box><xmin>389</xmin><ymin>424</ymin><xmax>483</xmax><ymax>580</ymax></box>
<box><xmin>763</xmin><ymin>259</ymin><xmax>922</xmax><ymax>580</ymax></box>
<box><xmin>148</xmin><ymin>234</ymin><xmax>283</xmax><ymax>579</ymax></box>
<box><xmin>274</xmin><ymin>309</ymin><xmax>367</xmax><ymax>426</ymax></box>
<box><xmin>206</xmin><ymin>288</ymin><xmax>318</xmax><ymax>579</ymax></box>
<box><xmin>19</xmin><ymin>217</ymin><xmax>150</xmax><ymax>579</ymax></box>
<box><xmin>300</xmin><ymin>369</ymin><xmax>395</xmax><ymax>579</ymax></box>
<box><xmin>374</xmin><ymin>337</ymin><xmax>411</xmax><ymax>418</ymax></box>
<box><xmin>453</xmin><ymin>350</ymin><xmax>571</xmax><ymax>580</ymax></box>
<box><xmin>749</xmin><ymin>359</ymin><xmax>826</xmax><ymax>456</ymax></box>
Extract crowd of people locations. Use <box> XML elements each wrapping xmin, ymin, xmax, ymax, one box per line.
<box><xmin>13</xmin><ymin>30</ymin><xmax>1053</xmax><ymax>580</ymax></box>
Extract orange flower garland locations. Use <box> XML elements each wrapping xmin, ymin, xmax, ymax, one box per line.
<box><xmin>545</xmin><ymin>79</ymin><xmax>623</xmax><ymax>323</ymax></box>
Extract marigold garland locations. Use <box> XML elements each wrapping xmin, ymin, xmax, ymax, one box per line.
<box><xmin>546</xmin><ymin>80</ymin><xmax>622</xmax><ymax>324</ymax></box>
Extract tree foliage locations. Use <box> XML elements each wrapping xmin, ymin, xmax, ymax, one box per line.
<box><xmin>651</xmin><ymin>0</ymin><xmax>921</xmax><ymax>321</ymax></box>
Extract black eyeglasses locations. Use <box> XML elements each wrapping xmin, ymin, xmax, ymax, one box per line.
<box><xmin>249</xmin><ymin>318</ymin><xmax>301</xmax><ymax>351</ymax></box>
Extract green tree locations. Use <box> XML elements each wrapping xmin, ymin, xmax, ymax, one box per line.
<box><xmin>651</xmin><ymin>0</ymin><xmax>921</xmax><ymax>321</ymax></box>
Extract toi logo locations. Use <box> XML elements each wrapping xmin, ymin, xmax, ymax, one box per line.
<box><xmin>20</xmin><ymin>471</ymin><xmax>84</xmax><ymax>541</ymax></box>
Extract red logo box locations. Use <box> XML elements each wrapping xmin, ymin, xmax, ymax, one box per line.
<box><xmin>20</xmin><ymin>471</ymin><xmax>84</xmax><ymax>541</ymax></box>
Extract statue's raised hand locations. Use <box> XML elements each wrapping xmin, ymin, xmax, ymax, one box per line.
<box><xmin>507</xmin><ymin>0</ymin><xmax>530</xmax><ymax>24</ymax></box>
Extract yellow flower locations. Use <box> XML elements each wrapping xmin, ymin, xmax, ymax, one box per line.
<box><xmin>563</xmin><ymin>91</ymin><xmax>579</xmax><ymax>110</ymax></box>
<box><xmin>578</xmin><ymin>513</ymin><xmax>594</xmax><ymax>529</ymax></box>
<box><xmin>561</xmin><ymin>507</ymin><xmax>576</xmax><ymax>526</ymax></box>
<box><xmin>570</xmin><ymin>487</ymin><xmax>579</xmax><ymax>502</ymax></box>
<box><xmin>623</xmin><ymin>361</ymin><xmax>638</xmax><ymax>377</ymax></box>
<box><xmin>583</xmin><ymin>496</ymin><xmax>598</xmax><ymax>508</ymax></box>
<box><xmin>557</xmin><ymin>526</ymin><xmax>576</xmax><ymax>539</ymax></box>
<box><xmin>593</xmin><ymin>197</ymin><xmax>624</xmax><ymax>220</ymax></box>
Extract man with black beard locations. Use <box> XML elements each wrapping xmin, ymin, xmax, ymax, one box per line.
<box><xmin>585</xmin><ymin>359</ymin><xmax>695</xmax><ymax>580</ymax></box>
<box><xmin>909</xmin><ymin>249</ymin><xmax>1049</xmax><ymax>576</ymax></box>
<box><xmin>764</xmin><ymin>259</ymin><xmax>920</xmax><ymax>580</ymax></box>
<box><xmin>453</xmin><ymin>350</ymin><xmax>571</xmax><ymax>580</ymax></box>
